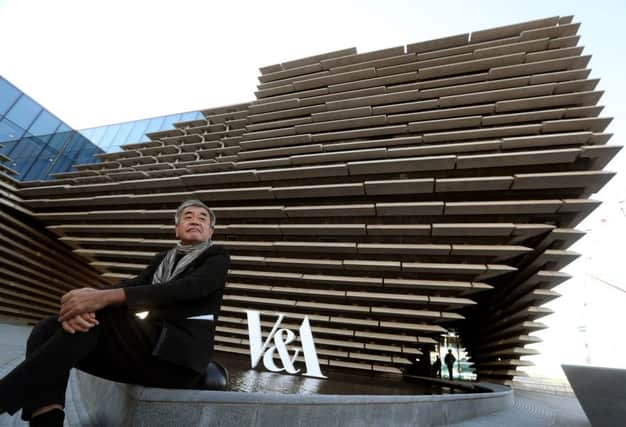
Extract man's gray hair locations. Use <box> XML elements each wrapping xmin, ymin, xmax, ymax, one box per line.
<box><xmin>174</xmin><ymin>199</ymin><xmax>216</xmax><ymax>227</ymax></box>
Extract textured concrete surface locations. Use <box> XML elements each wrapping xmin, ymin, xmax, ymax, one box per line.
<box><xmin>76</xmin><ymin>370</ymin><xmax>514</xmax><ymax>427</ymax></box>
<box><xmin>0</xmin><ymin>322</ymin><xmax>590</xmax><ymax>426</ymax></box>
<box><xmin>0</xmin><ymin>322</ymin><xmax>91</xmax><ymax>427</ymax></box>
<box><xmin>76</xmin><ymin>369</ymin><xmax>514</xmax><ymax>427</ymax></box>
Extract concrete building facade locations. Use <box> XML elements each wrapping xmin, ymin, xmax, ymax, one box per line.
<box><xmin>0</xmin><ymin>15</ymin><xmax>620</xmax><ymax>386</ymax></box>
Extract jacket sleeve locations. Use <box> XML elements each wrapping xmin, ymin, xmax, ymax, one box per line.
<box><xmin>123</xmin><ymin>252</ymin><xmax>230</xmax><ymax>309</ymax></box>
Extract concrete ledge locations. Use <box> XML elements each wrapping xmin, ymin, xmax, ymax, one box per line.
<box><xmin>76</xmin><ymin>371</ymin><xmax>513</xmax><ymax>427</ymax></box>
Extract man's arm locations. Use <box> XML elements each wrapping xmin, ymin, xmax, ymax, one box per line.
<box><xmin>58</xmin><ymin>249</ymin><xmax>230</xmax><ymax>321</ymax></box>
<box><xmin>124</xmin><ymin>251</ymin><xmax>230</xmax><ymax>309</ymax></box>
<box><xmin>58</xmin><ymin>288</ymin><xmax>126</xmax><ymax>321</ymax></box>
<box><xmin>58</xmin><ymin>252</ymin><xmax>166</xmax><ymax>322</ymax></box>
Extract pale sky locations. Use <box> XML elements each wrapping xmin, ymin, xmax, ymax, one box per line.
<box><xmin>1</xmin><ymin>0</ymin><xmax>625</xmax><ymax>377</ymax></box>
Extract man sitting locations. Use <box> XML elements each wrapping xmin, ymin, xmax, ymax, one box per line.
<box><xmin>0</xmin><ymin>199</ymin><xmax>230</xmax><ymax>427</ymax></box>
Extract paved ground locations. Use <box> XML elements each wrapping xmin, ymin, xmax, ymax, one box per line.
<box><xmin>0</xmin><ymin>322</ymin><xmax>590</xmax><ymax>426</ymax></box>
<box><xmin>0</xmin><ymin>322</ymin><xmax>90</xmax><ymax>427</ymax></box>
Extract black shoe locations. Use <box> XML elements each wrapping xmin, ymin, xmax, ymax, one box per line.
<box><xmin>29</xmin><ymin>408</ymin><xmax>64</xmax><ymax>427</ymax></box>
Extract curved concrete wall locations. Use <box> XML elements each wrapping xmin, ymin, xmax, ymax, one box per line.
<box><xmin>76</xmin><ymin>370</ymin><xmax>513</xmax><ymax>427</ymax></box>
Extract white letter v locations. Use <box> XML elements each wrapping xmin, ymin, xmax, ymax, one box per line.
<box><xmin>246</xmin><ymin>310</ymin><xmax>285</xmax><ymax>368</ymax></box>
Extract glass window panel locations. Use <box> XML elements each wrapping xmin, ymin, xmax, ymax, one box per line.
<box><xmin>74</xmin><ymin>144</ymin><xmax>99</xmax><ymax>165</ymax></box>
<box><xmin>23</xmin><ymin>156</ymin><xmax>53</xmax><ymax>180</ymax></box>
<box><xmin>10</xmin><ymin>136</ymin><xmax>47</xmax><ymax>179</ymax></box>
<box><xmin>180</xmin><ymin>111</ymin><xmax>198</xmax><ymax>122</ymax></box>
<box><xmin>109</xmin><ymin>122</ymin><xmax>134</xmax><ymax>149</ymax></box>
<box><xmin>79</xmin><ymin>142</ymin><xmax>97</xmax><ymax>158</ymax></box>
<box><xmin>84</xmin><ymin>126</ymin><xmax>108</xmax><ymax>148</ymax></box>
<box><xmin>144</xmin><ymin>116</ymin><xmax>166</xmax><ymax>134</ymax></box>
<box><xmin>99</xmin><ymin>139</ymin><xmax>113</xmax><ymax>152</ymax></box>
<box><xmin>47</xmin><ymin>153</ymin><xmax>74</xmax><ymax>176</ymax></box>
<box><xmin>106</xmin><ymin>143</ymin><xmax>120</xmax><ymax>152</ymax></box>
<box><xmin>0</xmin><ymin>118</ymin><xmax>26</xmax><ymax>144</ymax></box>
<box><xmin>0</xmin><ymin>78</ymin><xmax>22</xmax><ymax>116</ymax></box>
<box><xmin>11</xmin><ymin>158</ymin><xmax>33</xmax><ymax>180</ymax></box>
<box><xmin>48</xmin><ymin>131</ymin><xmax>72</xmax><ymax>151</ymax></box>
<box><xmin>0</xmin><ymin>140</ymin><xmax>18</xmax><ymax>156</ymax></box>
<box><xmin>5</xmin><ymin>95</ymin><xmax>43</xmax><ymax>129</ymax></box>
<box><xmin>27</xmin><ymin>110</ymin><xmax>61</xmax><ymax>141</ymax></box>
<box><xmin>9</xmin><ymin>135</ymin><xmax>45</xmax><ymax>160</ymax></box>
<box><xmin>64</xmin><ymin>132</ymin><xmax>87</xmax><ymax>154</ymax></box>
<box><xmin>76</xmin><ymin>137</ymin><xmax>101</xmax><ymax>158</ymax></box>
<box><xmin>23</xmin><ymin>144</ymin><xmax>56</xmax><ymax>181</ymax></box>
<box><xmin>99</xmin><ymin>124</ymin><xmax>122</xmax><ymax>148</ymax></box>
<box><xmin>161</xmin><ymin>114</ymin><xmax>182</xmax><ymax>128</ymax></box>
<box><xmin>126</xmin><ymin>119</ymin><xmax>150</xmax><ymax>144</ymax></box>
<box><xmin>78</xmin><ymin>129</ymin><xmax>94</xmax><ymax>139</ymax></box>
<box><xmin>57</xmin><ymin>123</ymin><xmax>71</xmax><ymax>132</ymax></box>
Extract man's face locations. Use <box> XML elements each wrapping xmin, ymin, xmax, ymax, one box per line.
<box><xmin>175</xmin><ymin>206</ymin><xmax>214</xmax><ymax>245</ymax></box>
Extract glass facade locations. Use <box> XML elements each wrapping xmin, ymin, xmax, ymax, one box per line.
<box><xmin>0</xmin><ymin>75</ymin><xmax>203</xmax><ymax>181</ymax></box>
<box><xmin>0</xmin><ymin>76</ymin><xmax>104</xmax><ymax>181</ymax></box>
<box><xmin>79</xmin><ymin>110</ymin><xmax>202</xmax><ymax>153</ymax></box>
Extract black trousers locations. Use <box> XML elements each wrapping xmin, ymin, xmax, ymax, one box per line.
<box><xmin>0</xmin><ymin>307</ymin><xmax>202</xmax><ymax>420</ymax></box>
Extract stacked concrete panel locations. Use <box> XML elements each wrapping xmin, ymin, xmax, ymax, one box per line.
<box><xmin>4</xmin><ymin>16</ymin><xmax>621</xmax><ymax>384</ymax></box>
<box><xmin>0</xmin><ymin>172</ymin><xmax>109</xmax><ymax>323</ymax></box>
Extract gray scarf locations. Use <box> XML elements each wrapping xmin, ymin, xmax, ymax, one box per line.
<box><xmin>152</xmin><ymin>240</ymin><xmax>213</xmax><ymax>284</ymax></box>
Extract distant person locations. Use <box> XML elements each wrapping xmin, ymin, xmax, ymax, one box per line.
<box><xmin>432</xmin><ymin>355</ymin><xmax>441</xmax><ymax>378</ymax></box>
<box><xmin>444</xmin><ymin>349</ymin><xmax>456</xmax><ymax>380</ymax></box>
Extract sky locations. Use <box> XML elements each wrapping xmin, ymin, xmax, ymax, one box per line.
<box><xmin>1</xmin><ymin>0</ymin><xmax>625</xmax><ymax>378</ymax></box>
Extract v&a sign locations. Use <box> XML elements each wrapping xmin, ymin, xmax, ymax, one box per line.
<box><xmin>245</xmin><ymin>310</ymin><xmax>327</xmax><ymax>379</ymax></box>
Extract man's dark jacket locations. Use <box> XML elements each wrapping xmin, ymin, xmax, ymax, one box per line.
<box><xmin>119</xmin><ymin>244</ymin><xmax>230</xmax><ymax>373</ymax></box>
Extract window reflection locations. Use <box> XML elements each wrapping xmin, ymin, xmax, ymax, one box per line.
<box><xmin>0</xmin><ymin>78</ymin><xmax>21</xmax><ymax>116</ymax></box>
<box><xmin>0</xmin><ymin>118</ymin><xmax>25</xmax><ymax>144</ymax></box>
<box><xmin>65</xmin><ymin>132</ymin><xmax>87</xmax><ymax>154</ymax></box>
<box><xmin>77</xmin><ymin>110</ymin><xmax>203</xmax><ymax>152</ymax></box>
<box><xmin>110</xmin><ymin>122</ymin><xmax>134</xmax><ymax>148</ymax></box>
<box><xmin>84</xmin><ymin>126</ymin><xmax>108</xmax><ymax>146</ymax></box>
<box><xmin>0</xmin><ymin>76</ymin><xmax>202</xmax><ymax>181</ymax></box>
<box><xmin>23</xmin><ymin>144</ymin><xmax>57</xmax><ymax>180</ymax></box>
<box><xmin>180</xmin><ymin>111</ymin><xmax>199</xmax><ymax>122</ymax></box>
<box><xmin>161</xmin><ymin>114</ymin><xmax>182</xmax><ymax>128</ymax></box>
<box><xmin>145</xmin><ymin>116</ymin><xmax>166</xmax><ymax>134</ymax></box>
<box><xmin>0</xmin><ymin>77</ymin><xmax>104</xmax><ymax>181</ymax></box>
<box><xmin>10</xmin><ymin>135</ymin><xmax>46</xmax><ymax>159</ymax></box>
<box><xmin>48</xmin><ymin>131</ymin><xmax>72</xmax><ymax>151</ymax></box>
<box><xmin>125</xmin><ymin>119</ymin><xmax>150</xmax><ymax>144</ymax></box>
<box><xmin>48</xmin><ymin>154</ymin><xmax>74</xmax><ymax>175</ymax></box>
<box><xmin>100</xmin><ymin>124</ymin><xmax>122</xmax><ymax>150</ymax></box>
<box><xmin>5</xmin><ymin>95</ymin><xmax>43</xmax><ymax>129</ymax></box>
<box><xmin>29</xmin><ymin>110</ymin><xmax>61</xmax><ymax>139</ymax></box>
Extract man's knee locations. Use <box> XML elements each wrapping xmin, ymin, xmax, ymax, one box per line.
<box><xmin>27</xmin><ymin>316</ymin><xmax>60</xmax><ymax>354</ymax></box>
